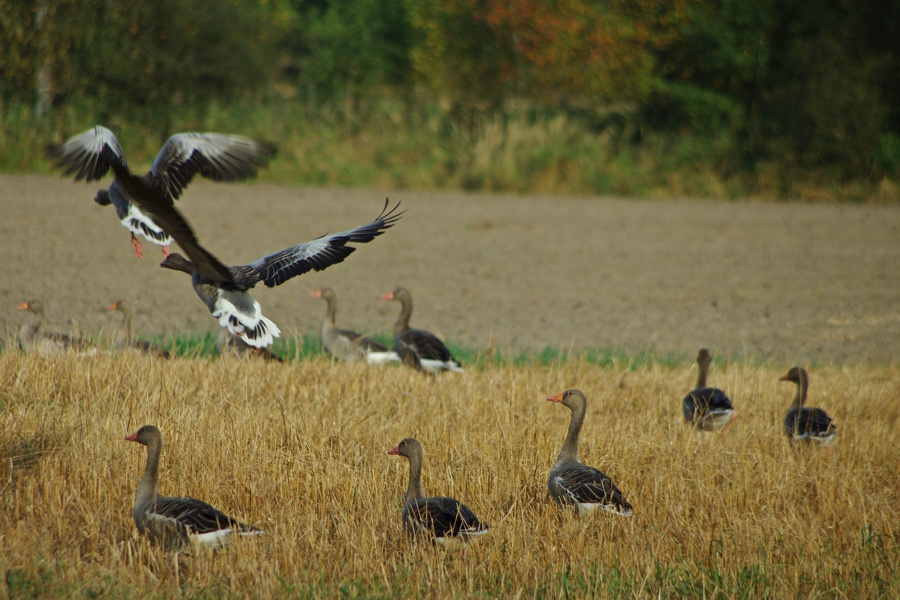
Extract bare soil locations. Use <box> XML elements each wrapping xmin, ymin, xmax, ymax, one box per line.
<box><xmin>2</xmin><ymin>174</ymin><xmax>898</xmax><ymax>363</ymax></box>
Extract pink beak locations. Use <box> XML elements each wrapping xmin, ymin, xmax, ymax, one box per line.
<box><xmin>381</xmin><ymin>291</ymin><xmax>394</xmax><ymax>300</ymax></box>
<box><xmin>387</xmin><ymin>446</ymin><xmax>399</xmax><ymax>455</ymax></box>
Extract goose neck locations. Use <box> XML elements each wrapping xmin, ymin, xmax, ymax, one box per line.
<box><xmin>136</xmin><ymin>438</ymin><xmax>161</xmax><ymax>507</ymax></box>
<box><xmin>394</xmin><ymin>297</ymin><xmax>412</xmax><ymax>334</ymax></box>
<box><xmin>404</xmin><ymin>453</ymin><xmax>426</xmax><ymax>505</ymax></box>
<box><xmin>557</xmin><ymin>402</ymin><xmax>585</xmax><ymax>463</ymax></box>
<box><xmin>789</xmin><ymin>380</ymin><xmax>808</xmax><ymax>411</ymax></box>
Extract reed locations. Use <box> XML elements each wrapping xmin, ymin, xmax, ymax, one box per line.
<box><xmin>1</xmin><ymin>352</ymin><xmax>898</xmax><ymax>598</ymax></box>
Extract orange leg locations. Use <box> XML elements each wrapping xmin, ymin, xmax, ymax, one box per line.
<box><xmin>161</xmin><ymin>245</ymin><xmax>171</xmax><ymax>259</ymax></box>
<box><xmin>131</xmin><ymin>233</ymin><xmax>144</xmax><ymax>259</ymax></box>
<box><xmin>721</xmin><ymin>411</ymin><xmax>739</xmax><ymax>433</ymax></box>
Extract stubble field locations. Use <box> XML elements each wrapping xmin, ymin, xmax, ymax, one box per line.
<box><xmin>1</xmin><ymin>352</ymin><xmax>898</xmax><ymax>598</ymax></box>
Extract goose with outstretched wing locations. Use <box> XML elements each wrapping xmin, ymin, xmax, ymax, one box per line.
<box><xmin>48</xmin><ymin>125</ymin><xmax>276</xmax><ymax>259</ymax></box>
<box><xmin>160</xmin><ymin>200</ymin><xmax>404</xmax><ymax>348</ymax></box>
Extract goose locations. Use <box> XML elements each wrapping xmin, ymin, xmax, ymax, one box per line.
<box><xmin>311</xmin><ymin>288</ymin><xmax>398</xmax><ymax>364</ymax></box>
<box><xmin>381</xmin><ymin>288</ymin><xmax>462</xmax><ymax>374</ymax></box>
<box><xmin>682</xmin><ymin>349</ymin><xmax>736</xmax><ymax>431</ymax></box>
<box><xmin>106</xmin><ymin>300</ymin><xmax>170</xmax><ymax>358</ymax></box>
<box><xmin>125</xmin><ymin>425</ymin><xmax>263</xmax><ymax>552</ymax></box>
<box><xmin>48</xmin><ymin>125</ymin><xmax>276</xmax><ymax>259</ymax></box>
<box><xmin>216</xmin><ymin>329</ymin><xmax>283</xmax><ymax>362</ymax></box>
<box><xmin>16</xmin><ymin>300</ymin><xmax>86</xmax><ymax>353</ymax></box>
<box><xmin>388</xmin><ymin>438</ymin><xmax>489</xmax><ymax>547</ymax></box>
<box><xmin>780</xmin><ymin>367</ymin><xmax>837</xmax><ymax>445</ymax></box>
<box><xmin>547</xmin><ymin>390</ymin><xmax>633</xmax><ymax>516</ymax></box>
<box><xmin>159</xmin><ymin>200</ymin><xmax>403</xmax><ymax>348</ymax></box>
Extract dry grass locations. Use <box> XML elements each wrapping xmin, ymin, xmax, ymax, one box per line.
<box><xmin>0</xmin><ymin>352</ymin><xmax>898</xmax><ymax>598</ymax></box>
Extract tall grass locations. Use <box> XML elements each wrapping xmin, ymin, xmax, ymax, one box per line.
<box><xmin>2</xmin><ymin>96</ymin><xmax>896</xmax><ymax>201</ymax></box>
<box><xmin>1</xmin><ymin>353</ymin><xmax>898</xmax><ymax>597</ymax></box>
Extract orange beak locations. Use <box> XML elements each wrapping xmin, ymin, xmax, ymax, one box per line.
<box><xmin>387</xmin><ymin>446</ymin><xmax>399</xmax><ymax>455</ymax></box>
<box><xmin>310</xmin><ymin>290</ymin><xmax>322</xmax><ymax>298</ymax></box>
<box><xmin>106</xmin><ymin>302</ymin><xmax>118</xmax><ymax>310</ymax></box>
<box><xmin>124</xmin><ymin>431</ymin><xmax>139</xmax><ymax>442</ymax></box>
<box><xmin>547</xmin><ymin>393</ymin><xmax>564</xmax><ymax>403</ymax></box>
<box><xmin>381</xmin><ymin>291</ymin><xmax>394</xmax><ymax>300</ymax></box>
<box><xmin>16</xmin><ymin>302</ymin><xmax>29</xmax><ymax>311</ymax></box>
<box><xmin>778</xmin><ymin>375</ymin><xmax>789</xmax><ymax>381</ymax></box>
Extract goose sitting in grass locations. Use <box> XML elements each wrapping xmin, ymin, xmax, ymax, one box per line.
<box><xmin>48</xmin><ymin>125</ymin><xmax>276</xmax><ymax>259</ymax></box>
<box><xmin>16</xmin><ymin>300</ymin><xmax>88</xmax><ymax>353</ymax></box>
<box><xmin>682</xmin><ymin>349</ymin><xmax>736</xmax><ymax>431</ymax></box>
<box><xmin>388</xmin><ymin>438</ymin><xmax>489</xmax><ymax>548</ymax></box>
<box><xmin>382</xmin><ymin>288</ymin><xmax>462</xmax><ymax>374</ymax></box>
<box><xmin>547</xmin><ymin>390</ymin><xmax>633</xmax><ymax>516</ymax></box>
<box><xmin>311</xmin><ymin>288</ymin><xmax>398</xmax><ymax>364</ymax></box>
<box><xmin>106</xmin><ymin>300</ymin><xmax>169</xmax><ymax>358</ymax></box>
<box><xmin>780</xmin><ymin>367</ymin><xmax>837</xmax><ymax>446</ymax></box>
<box><xmin>125</xmin><ymin>425</ymin><xmax>263</xmax><ymax>552</ymax></box>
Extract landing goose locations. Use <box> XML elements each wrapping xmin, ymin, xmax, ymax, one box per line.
<box><xmin>16</xmin><ymin>300</ymin><xmax>86</xmax><ymax>353</ymax></box>
<box><xmin>48</xmin><ymin>125</ymin><xmax>276</xmax><ymax>259</ymax></box>
<box><xmin>682</xmin><ymin>349</ymin><xmax>736</xmax><ymax>431</ymax></box>
<box><xmin>388</xmin><ymin>438</ymin><xmax>489</xmax><ymax>547</ymax></box>
<box><xmin>547</xmin><ymin>390</ymin><xmax>633</xmax><ymax>516</ymax></box>
<box><xmin>780</xmin><ymin>367</ymin><xmax>837</xmax><ymax>445</ymax></box>
<box><xmin>216</xmin><ymin>329</ymin><xmax>283</xmax><ymax>362</ymax></box>
<box><xmin>159</xmin><ymin>200</ymin><xmax>402</xmax><ymax>348</ymax></box>
<box><xmin>311</xmin><ymin>288</ymin><xmax>397</xmax><ymax>364</ymax></box>
<box><xmin>106</xmin><ymin>300</ymin><xmax>170</xmax><ymax>358</ymax></box>
<box><xmin>125</xmin><ymin>425</ymin><xmax>263</xmax><ymax>552</ymax></box>
<box><xmin>382</xmin><ymin>288</ymin><xmax>462</xmax><ymax>374</ymax></box>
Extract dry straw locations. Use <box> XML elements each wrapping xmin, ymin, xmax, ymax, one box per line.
<box><xmin>0</xmin><ymin>352</ymin><xmax>898</xmax><ymax>597</ymax></box>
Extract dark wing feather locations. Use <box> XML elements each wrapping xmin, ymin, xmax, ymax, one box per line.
<box><xmin>408</xmin><ymin>497</ymin><xmax>487</xmax><ymax>538</ymax></box>
<box><xmin>47</xmin><ymin>126</ymin><xmax>130</xmax><ymax>181</ymax></box>
<box><xmin>553</xmin><ymin>465</ymin><xmax>632</xmax><ymax>510</ymax></box>
<box><xmin>795</xmin><ymin>407</ymin><xmax>835</xmax><ymax>436</ymax></box>
<box><xmin>683</xmin><ymin>387</ymin><xmax>732</xmax><ymax>422</ymax></box>
<box><xmin>131</xmin><ymin>340</ymin><xmax>171</xmax><ymax>359</ymax></box>
<box><xmin>144</xmin><ymin>133</ymin><xmax>277</xmax><ymax>201</ymax></box>
<box><xmin>232</xmin><ymin>200</ymin><xmax>404</xmax><ymax>289</ymax></box>
<box><xmin>396</xmin><ymin>329</ymin><xmax>452</xmax><ymax>362</ymax></box>
<box><xmin>353</xmin><ymin>334</ymin><xmax>390</xmax><ymax>352</ymax></box>
<box><xmin>151</xmin><ymin>496</ymin><xmax>257</xmax><ymax>535</ymax></box>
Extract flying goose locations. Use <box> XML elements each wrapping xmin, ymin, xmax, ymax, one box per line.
<box><xmin>780</xmin><ymin>367</ymin><xmax>837</xmax><ymax>445</ymax></box>
<box><xmin>388</xmin><ymin>438</ymin><xmax>489</xmax><ymax>547</ymax></box>
<box><xmin>682</xmin><ymin>349</ymin><xmax>736</xmax><ymax>431</ymax></box>
<box><xmin>106</xmin><ymin>300</ymin><xmax>170</xmax><ymax>358</ymax></box>
<box><xmin>547</xmin><ymin>390</ymin><xmax>633</xmax><ymax>516</ymax></box>
<box><xmin>311</xmin><ymin>288</ymin><xmax>397</xmax><ymax>364</ymax></box>
<box><xmin>48</xmin><ymin>125</ymin><xmax>276</xmax><ymax>258</ymax></box>
<box><xmin>381</xmin><ymin>288</ymin><xmax>462</xmax><ymax>374</ymax></box>
<box><xmin>16</xmin><ymin>300</ymin><xmax>87</xmax><ymax>353</ymax></box>
<box><xmin>125</xmin><ymin>425</ymin><xmax>263</xmax><ymax>552</ymax></box>
<box><xmin>160</xmin><ymin>200</ymin><xmax>403</xmax><ymax>348</ymax></box>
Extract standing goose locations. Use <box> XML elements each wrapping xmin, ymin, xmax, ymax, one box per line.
<box><xmin>682</xmin><ymin>349</ymin><xmax>736</xmax><ymax>431</ymax></box>
<box><xmin>311</xmin><ymin>288</ymin><xmax>397</xmax><ymax>364</ymax></box>
<box><xmin>388</xmin><ymin>438</ymin><xmax>489</xmax><ymax>547</ymax></box>
<box><xmin>16</xmin><ymin>300</ymin><xmax>86</xmax><ymax>353</ymax></box>
<box><xmin>125</xmin><ymin>425</ymin><xmax>263</xmax><ymax>552</ymax></box>
<box><xmin>48</xmin><ymin>125</ymin><xmax>276</xmax><ymax>259</ymax></box>
<box><xmin>547</xmin><ymin>390</ymin><xmax>633</xmax><ymax>516</ymax></box>
<box><xmin>159</xmin><ymin>199</ymin><xmax>403</xmax><ymax>348</ymax></box>
<box><xmin>381</xmin><ymin>288</ymin><xmax>462</xmax><ymax>374</ymax></box>
<box><xmin>106</xmin><ymin>300</ymin><xmax>170</xmax><ymax>358</ymax></box>
<box><xmin>216</xmin><ymin>330</ymin><xmax>283</xmax><ymax>362</ymax></box>
<box><xmin>780</xmin><ymin>367</ymin><xmax>837</xmax><ymax>445</ymax></box>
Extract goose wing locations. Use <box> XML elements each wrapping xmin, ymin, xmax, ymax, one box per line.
<box><xmin>229</xmin><ymin>200</ymin><xmax>403</xmax><ymax>290</ymax></box>
<box><xmin>145</xmin><ymin>133</ymin><xmax>277</xmax><ymax>201</ymax></box>
<box><xmin>48</xmin><ymin>126</ymin><xmax>129</xmax><ymax>181</ymax></box>
<box><xmin>396</xmin><ymin>329</ymin><xmax>452</xmax><ymax>362</ymax></box>
<box><xmin>150</xmin><ymin>496</ymin><xmax>257</xmax><ymax>535</ymax></box>
<box><xmin>796</xmin><ymin>407</ymin><xmax>835</xmax><ymax>436</ymax></box>
<box><xmin>552</xmin><ymin>464</ymin><xmax>632</xmax><ymax>511</ymax></box>
<box><xmin>407</xmin><ymin>497</ymin><xmax>488</xmax><ymax>538</ymax></box>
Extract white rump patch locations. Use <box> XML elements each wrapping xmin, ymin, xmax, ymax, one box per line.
<box><xmin>121</xmin><ymin>205</ymin><xmax>173</xmax><ymax>246</ymax></box>
<box><xmin>366</xmin><ymin>351</ymin><xmax>400</xmax><ymax>365</ymax></box>
<box><xmin>211</xmin><ymin>296</ymin><xmax>281</xmax><ymax>348</ymax></box>
<box><xmin>577</xmin><ymin>502</ymin><xmax>633</xmax><ymax>517</ymax></box>
<box><xmin>419</xmin><ymin>359</ymin><xmax>465</xmax><ymax>374</ymax></box>
<box><xmin>792</xmin><ymin>430</ymin><xmax>837</xmax><ymax>446</ymax></box>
